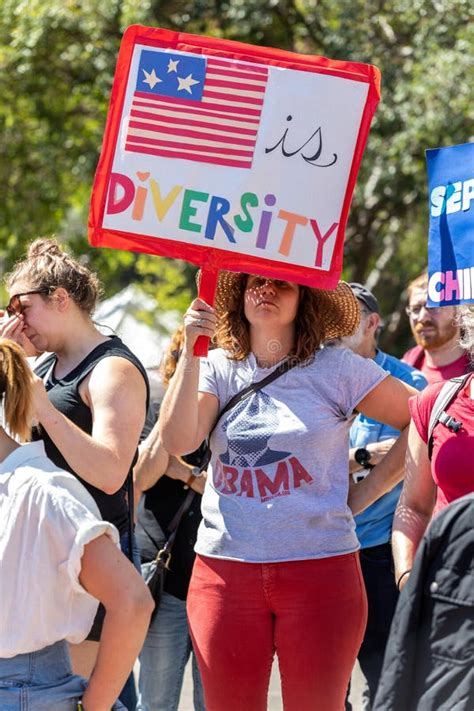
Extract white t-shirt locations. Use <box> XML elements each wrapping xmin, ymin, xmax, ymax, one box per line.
<box><xmin>197</xmin><ymin>347</ymin><xmax>387</xmax><ymax>562</ymax></box>
<box><xmin>0</xmin><ymin>441</ymin><xmax>119</xmax><ymax>658</ymax></box>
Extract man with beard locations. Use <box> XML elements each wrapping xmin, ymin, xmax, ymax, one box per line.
<box><xmin>403</xmin><ymin>272</ymin><xmax>470</xmax><ymax>383</ymax></box>
<box><xmin>328</xmin><ymin>283</ymin><xmax>426</xmax><ymax>709</ymax></box>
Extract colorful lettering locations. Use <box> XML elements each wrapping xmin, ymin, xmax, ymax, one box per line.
<box><xmin>289</xmin><ymin>457</ymin><xmax>314</xmax><ymax>488</ymax></box>
<box><xmin>430</xmin><ymin>179</ymin><xmax>474</xmax><ymax>217</ymax></box>
<box><xmin>310</xmin><ymin>219</ymin><xmax>338</xmax><ymax>267</ymax></box>
<box><xmin>132</xmin><ymin>172</ymin><xmax>149</xmax><ymax>221</ymax></box>
<box><xmin>430</xmin><ymin>185</ymin><xmax>446</xmax><ymax>217</ymax></box>
<box><xmin>255</xmin><ymin>193</ymin><xmax>276</xmax><ymax>249</ymax></box>
<box><xmin>106</xmin><ymin>172</ymin><xmax>135</xmax><ymax>214</ymax></box>
<box><xmin>205</xmin><ymin>196</ymin><xmax>236</xmax><ymax>242</ymax></box>
<box><xmin>221</xmin><ymin>465</ymin><xmax>239</xmax><ymax>494</ymax></box>
<box><xmin>277</xmin><ymin>210</ymin><xmax>308</xmax><ymax>256</ymax></box>
<box><xmin>149</xmin><ymin>180</ymin><xmax>183</xmax><ymax>221</ymax></box>
<box><xmin>428</xmin><ymin>271</ymin><xmax>445</xmax><ymax>302</ymax></box>
<box><xmin>429</xmin><ymin>268</ymin><xmax>474</xmax><ymax>303</ymax></box>
<box><xmin>179</xmin><ymin>189</ymin><xmax>209</xmax><ymax>233</ymax></box>
<box><xmin>234</xmin><ymin>192</ymin><xmax>258</xmax><ymax>233</ymax></box>
<box><xmin>444</xmin><ymin>270</ymin><xmax>461</xmax><ymax>301</ymax></box>
<box><xmin>255</xmin><ymin>461</ymin><xmax>290</xmax><ymax>501</ymax></box>
<box><xmin>237</xmin><ymin>469</ymin><xmax>255</xmax><ymax>498</ymax></box>
<box><xmin>462</xmin><ymin>179</ymin><xmax>474</xmax><ymax>211</ymax></box>
<box><xmin>445</xmin><ymin>182</ymin><xmax>462</xmax><ymax>215</ymax></box>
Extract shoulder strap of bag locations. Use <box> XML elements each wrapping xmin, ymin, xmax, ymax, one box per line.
<box><xmin>427</xmin><ymin>374</ymin><xmax>470</xmax><ymax>460</ymax></box>
<box><xmin>212</xmin><ymin>357</ymin><xmax>298</xmax><ymax>435</ymax></box>
<box><xmin>156</xmin><ymin>488</ymin><xmax>196</xmax><ymax>562</ymax></box>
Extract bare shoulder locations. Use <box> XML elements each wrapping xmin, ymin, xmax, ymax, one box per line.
<box><xmin>83</xmin><ymin>355</ymin><xmax>147</xmax><ymax>404</ymax></box>
<box><xmin>90</xmin><ymin>354</ymin><xmax>145</xmax><ymax>381</ymax></box>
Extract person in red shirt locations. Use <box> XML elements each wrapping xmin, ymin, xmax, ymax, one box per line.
<box><xmin>402</xmin><ymin>273</ymin><xmax>470</xmax><ymax>383</ymax></box>
<box><xmin>392</xmin><ymin>304</ymin><xmax>474</xmax><ymax>591</ymax></box>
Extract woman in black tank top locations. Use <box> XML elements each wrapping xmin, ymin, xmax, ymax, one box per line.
<box><xmin>3</xmin><ymin>238</ymin><xmax>149</xmax><ymax>701</ymax></box>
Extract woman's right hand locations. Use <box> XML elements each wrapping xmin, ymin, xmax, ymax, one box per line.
<box><xmin>0</xmin><ymin>311</ymin><xmax>37</xmax><ymax>355</ymax></box>
<box><xmin>0</xmin><ymin>310</ymin><xmax>24</xmax><ymax>342</ymax></box>
<box><xmin>183</xmin><ymin>298</ymin><xmax>217</xmax><ymax>354</ymax></box>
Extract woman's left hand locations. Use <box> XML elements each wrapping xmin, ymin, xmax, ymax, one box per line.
<box><xmin>31</xmin><ymin>373</ymin><xmax>53</xmax><ymax>422</ymax></box>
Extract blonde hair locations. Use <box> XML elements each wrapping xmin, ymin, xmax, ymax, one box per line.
<box><xmin>0</xmin><ymin>339</ymin><xmax>34</xmax><ymax>441</ymax></box>
<box><xmin>6</xmin><ymin>238</ymin><xmax>102</xmax><ymax>316</ymax></box>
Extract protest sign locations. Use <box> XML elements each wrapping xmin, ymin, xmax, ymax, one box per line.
<box><xmin>89</xmin><ymin>25</ymin><xmax>380</xmax><ymax>287</ymax></box>
<box><xmin>426</xmin><ymin>141</ymin><xmax>474</xmax><ymax>306</ymax></box>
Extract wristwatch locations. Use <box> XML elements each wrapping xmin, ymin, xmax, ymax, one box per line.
<box><xmin>354</xmin><ymin>447</ymin><xmax>374</xmax><ymax>470</ymax></box>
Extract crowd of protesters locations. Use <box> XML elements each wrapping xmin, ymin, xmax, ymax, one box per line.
<box><xmin>0</xmin><ymin>239</ymin><xmax>473</xmax><ymax>711</ymax></box>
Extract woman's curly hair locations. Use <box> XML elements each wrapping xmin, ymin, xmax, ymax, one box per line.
<box><xmin>213</xmin><ymin>274</ymin><xmax>326</xmax><ymax>365</ymax></box>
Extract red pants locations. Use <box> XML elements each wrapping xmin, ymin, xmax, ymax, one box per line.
<box><xmin>187</xmin><ymin>552</ymin><xmax>367</xmax><ymax>711</ymax></box>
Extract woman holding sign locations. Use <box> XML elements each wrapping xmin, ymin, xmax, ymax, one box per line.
<box><xmin>160</xmin><ymin>272</ymin><xmax>414</xmax><ymax>711</ymax></box>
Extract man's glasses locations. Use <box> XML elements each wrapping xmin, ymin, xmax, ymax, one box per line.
<box><xmin>405</xmin><ymin>303</ymin><xmax>443</xmax><ymax>320</ymax></box>
<box><xmin>6</xmin><ymin>289</ymin><xmax>50</xmax><ymax>317</ymax></box>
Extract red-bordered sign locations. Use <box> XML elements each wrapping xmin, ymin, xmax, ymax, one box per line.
<box><xmin>89</xmin><ymin>24</ymin><xmax>380</xmax><ymax>282</ymax></box>
<box><xmin>89</xmin><ymin>25</ymin><xmax>380</xmax><ymax>351</ymax></box>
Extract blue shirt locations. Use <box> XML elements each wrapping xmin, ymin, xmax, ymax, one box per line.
<box><xmin>351</xmin><ymin>349</ymin><xmax>427</xmax><ymax>548</ymax></box>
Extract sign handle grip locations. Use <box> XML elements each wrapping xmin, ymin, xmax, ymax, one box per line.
<box><xmin>194</xmin><ymin>268</ymin><xmax>219</xmax><ymax>357</ymax></box>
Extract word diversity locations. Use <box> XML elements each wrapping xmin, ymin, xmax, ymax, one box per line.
<box><xmin>107</xmin><ymin>171</ymin><xmax>338</xmax><ymax>267</ymax></box>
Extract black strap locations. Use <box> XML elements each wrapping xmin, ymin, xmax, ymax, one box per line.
<box><xmin>154</xmin><ymin>488</ymin><xmax>196</xmax><ymax>562</ymax></box>
<box><xmin>210</xmin><ymin>357</ymin><xmax>297</xmax><ymax>437</ymax></box>
<box><xmin>427</xmin><ymin>374</ymin><xmax>470</xmax><ymax>460</ymax></box>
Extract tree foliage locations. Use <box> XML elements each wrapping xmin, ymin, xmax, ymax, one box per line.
<box><xmin>0</xmin><ymin>0</ymin><xmax>472</xmax><ymax>350</ymax></box>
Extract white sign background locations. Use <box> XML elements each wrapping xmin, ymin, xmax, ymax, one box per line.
<box><xmin>103</xmin><ymin>45</ymin><xmax>369</xmax><ymax>272</ymax></box>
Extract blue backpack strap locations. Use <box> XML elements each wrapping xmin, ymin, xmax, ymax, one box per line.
<box><xmin>427</xmin><ymin>375</ymin><xmax>470</xmax><ymax>460</ymax></box>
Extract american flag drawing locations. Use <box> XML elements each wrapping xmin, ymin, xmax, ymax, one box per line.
<box><xmin>125</xmin><ymin>49</ymin><xmax>269</xmax><ymax>169</ymax></box>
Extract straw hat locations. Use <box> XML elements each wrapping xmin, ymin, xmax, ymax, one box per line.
<box><xmin>209</xmin><ymin>271</ymin><xmax>360</xmax><ymax>341</ymax></box>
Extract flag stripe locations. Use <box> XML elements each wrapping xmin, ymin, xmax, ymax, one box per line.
<box><xmin>130</xmin><ymin>109</ymin><xmax>258</xmax><ymax>136</ymax></box>
<box><xmin>125</xmin><ymin>143</ymin><xmax>252</xmax><ymax>168</ymax></box>
<box><xmin>133</xmin><ymin>90</ymin><xmax>263</xmax><ymax>116</ymax></box>
<box><xmin>127</xmin><ymin>121</ymin><xmax>257</xmax><ymax>146</ymax></box>
<box><xmin>204</xmin><ymin>66</ymin><xmax>269</xmax><ymax>82</ymax></box>
<box><xmin>202</xmin><ymin>90</ymin><xmax>264</xmax><ymax>107</ymax></box>
<box><xmin>206</xmin><ymin>58</ymin><xmax>268</xmax><ymax>75</ymax></box>
<box><xmin>132</xmin><ymin>96</ymin><xmax>261</xmax><ymax>124</ymax></box>
<box><xmin>205</xmin><ymin>77</ymin><xmax>267</xmax><ymax>92</ymax></box>
<box><xmin>126</xmin><ymin>54</ymin><xmax>268</xmax><ymax>168</ymax></box>
<box><xmin>128</xmin><ymin>127</ymin><xmax>256</xmax><ymax>150</ymax></box>
<box><xmin>126</xmin><ymin>134</ymin><xmax>255</xmax><ymax>157</ymax></box>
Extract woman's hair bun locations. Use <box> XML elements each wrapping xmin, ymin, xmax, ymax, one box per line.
<box><xmin>27</xmin><ymin>237</ymin><xmax>63</xmax><ymax>259</ymax></box>
<box><xmin>6</xmin><ymin>236</ymin><xmax>102</xmax><ymax>316</ymax></box>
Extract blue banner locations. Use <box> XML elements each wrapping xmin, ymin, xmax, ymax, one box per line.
<box><xmin>426</xmin><ymin>142</ymin><xmax>474</xmax><ymax>306</ymax></box>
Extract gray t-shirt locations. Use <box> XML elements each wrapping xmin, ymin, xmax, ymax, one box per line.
<box><xmin>196</xmin><ymin>346</ymin><xmax>388</xmax><ymax>562</ymax></box>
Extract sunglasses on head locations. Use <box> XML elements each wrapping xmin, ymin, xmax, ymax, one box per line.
<box><xmin>6</xmin><ymin>289</ymin><xmax>50</xmax><ymax>317</ymax></box>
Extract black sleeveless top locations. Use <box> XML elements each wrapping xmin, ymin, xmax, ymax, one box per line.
<box><xmin>33</xmin><ymin>336</ymin><xmax>150</xmax><ymax>535</ymax></box>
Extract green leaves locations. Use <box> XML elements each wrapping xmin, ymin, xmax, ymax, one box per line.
<box><xmin>0</xmin><ymin>0</ymin><xmax>471</xmax><ymax>354</ymax></box>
